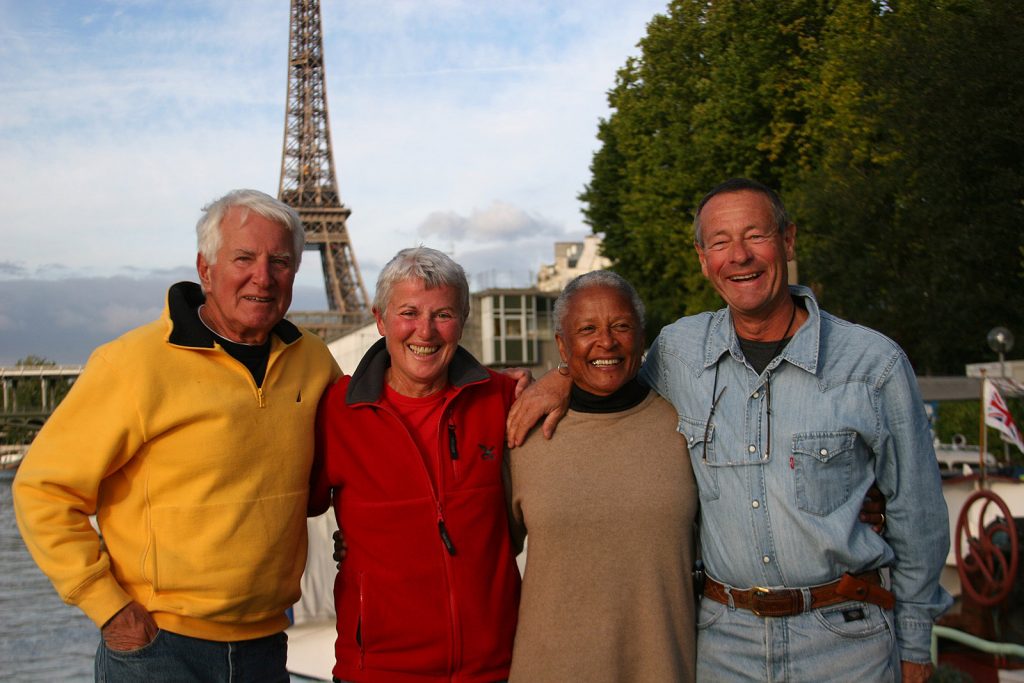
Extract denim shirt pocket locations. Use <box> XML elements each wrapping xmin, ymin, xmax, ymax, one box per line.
<box><xmin>791</xmin><ymin>430</ymin><xmax>858</xmax><ymax>516</ymax></box>
<box><xmin>679</xmin><ymin>414</ymin><xmax>720</xmax><ymax>501</ymax></box>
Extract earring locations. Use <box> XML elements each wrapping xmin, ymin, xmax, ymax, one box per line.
<box><xmin>557</xmin><ymin>360</ymin><xmax>569</xmax><ymax>376</ymax></box>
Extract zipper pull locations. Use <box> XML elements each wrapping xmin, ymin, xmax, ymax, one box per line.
<box><xmin>438</xmin><ymin>519</ymin><xmax>457</xmax><ymax>556</ymax></box>
<box><xmin>448</xmin><ymin>423</ymin><xmax>459</xmax><ymax>460</ymax></box>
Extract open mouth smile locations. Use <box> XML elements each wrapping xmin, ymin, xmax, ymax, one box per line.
<box><xmin>409</xmin><ymin>344</ymin><xmax>440</xmax><ymax>355</ymax></box>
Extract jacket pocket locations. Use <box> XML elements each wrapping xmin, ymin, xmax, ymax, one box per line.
<box><xmin>147</xmin><ymin>490</ymin><xmax>306</xmax><ymax>620</ymax></box>
<box><xmin>344</xmin><ymin>567</ymin><xmax>450</xmax><ymax>675</ymax></box>
<box><xmin>791</xmin><ymin>431</ymin><xmax>857</xmax><ymax>516</ymax></box>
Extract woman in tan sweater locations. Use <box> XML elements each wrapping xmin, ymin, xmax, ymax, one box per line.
<box><xmin>507</xmin><ymin>271</ymin><xmax>698</xmax><ymax>682</ymax></box>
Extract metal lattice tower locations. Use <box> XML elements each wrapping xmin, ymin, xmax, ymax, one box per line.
<box><xmin>279</xmin><ymin>0</ymin><xmax>370</xmax><ymax>325</ymax></box>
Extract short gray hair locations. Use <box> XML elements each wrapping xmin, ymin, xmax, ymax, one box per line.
<box><xmin>196</xmin><ymin>189</ymin><xmax>304</xmax><ymax>266</ymax></box>
<box><xmin>553</xmin><ymin>270</ymin><xmax>645</xmax><ymax>336</ymax></box>
<box><xmin>692</xmin><ymin>178</ymin><xmax>790</xmax><ymax>247</ymax></box>
<box><xmin>373</xmin><ymin>246</ymin><xmax>470</xmax><ymax>322</ymax></box>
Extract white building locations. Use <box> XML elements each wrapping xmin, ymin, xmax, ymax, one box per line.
<box><xmin>536</xmin><ymin>235</ymin><xmax>611</xmax><ymax>292</ymax></box>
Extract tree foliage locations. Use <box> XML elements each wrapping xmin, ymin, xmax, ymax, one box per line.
<box><xmin>583</xmin><ymin>0</ymin><xmax>1024</xmax><ymax>373</ymax></box>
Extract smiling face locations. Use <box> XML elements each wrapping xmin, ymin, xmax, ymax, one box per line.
<box><xmin>374</xmin><ymin>278</ymin><xmax>464</xmax><ymax>397</ymax></box>
<box><xmin>557</xmin><ymin>285</ymin><xmax>644</xmax><ymax>397</ymax></box>
<box><xmin>695</xmin><ymin>189</ymin><xmax>796</xmax><ymax>336</ymax></box>
<box><xmin>196</xmin><ymin>206</ymin><xmax>297</xmax><ymax>344</ymax></box>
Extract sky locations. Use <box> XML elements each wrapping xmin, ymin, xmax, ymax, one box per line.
<box><xmin>0</xmin><ymin>0</ymin><xmax>668</xmax><ymax>364</ymax></box>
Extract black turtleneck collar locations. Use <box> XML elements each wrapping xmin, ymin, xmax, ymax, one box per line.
<box><xmin>569</xmin><ymin>377</ymin><xmax>650</xmax><ymax>414</ymax></box>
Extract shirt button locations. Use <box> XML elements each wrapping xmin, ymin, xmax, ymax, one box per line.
<box><xmin>819</xmin><ymin>448</ymin><xmax>829</xmax><ymax>456</ymax></box>
<box><xmin>748</xmin><ymin>444</ymin><xmax>757</xmax><ymax>453</ymax></box>
<box><xmin>752</xmin><ymin>390</ymin><xmax>760</xmax><ymax>399</ymax></box>
<box><xmin>752</xmin><ymin>500</ymin><xmax>760</xmax><ymax>509</ymax></box>
<box><xmin>762</xmin><ymin>555</ymin><xmax>771</xmax><ymax>564</ymax></box>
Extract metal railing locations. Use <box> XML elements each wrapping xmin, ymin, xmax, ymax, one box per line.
<box><xmin>931</xmin><ymin>624</ymin><xmax>1024</xmax><ymax>666</ymax></box>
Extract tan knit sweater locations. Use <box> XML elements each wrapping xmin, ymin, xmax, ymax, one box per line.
<box><xmin>508</xmin><ymin>392</ymin><xmax>697</xmax><ymax>682</ymax></box>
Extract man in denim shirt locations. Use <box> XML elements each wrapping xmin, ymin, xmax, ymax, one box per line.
<box><xmin>509</xmin><ymin>178</ymin><xmax>951</xmax><ymax>682</ymax></box>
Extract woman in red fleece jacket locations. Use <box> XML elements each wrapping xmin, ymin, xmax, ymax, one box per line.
<box><xmin>309</xmin><ymin>246</ymin><xmax>520</xmax><ymax>683</ymax></box>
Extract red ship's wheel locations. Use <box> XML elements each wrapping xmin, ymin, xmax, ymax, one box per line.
<box><xmin>954</xmin><ymin>489</ymin><xmax>1018</xmax><ymax>607</ymax></box>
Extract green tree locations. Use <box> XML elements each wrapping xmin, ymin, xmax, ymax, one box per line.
<box><xmin>581</xmin><ymin>0</ymin><xmax>836</xmax><ymax>337</ymax></box>
<box><xmin>585</xmin><ymin>0</ymin><xmax>1024</xmax><ymax>374</ymax></box>
<box><xmin>790</xmin><ymin>0</ymin><xmax>1024</xmax><ymax>373</ymax></box>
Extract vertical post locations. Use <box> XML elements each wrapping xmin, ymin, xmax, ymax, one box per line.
<box><xmin>2</xmin><ymin>379</ymin><xmax>8</xmax><ymax>412</ymax></box>
<box><xmin>979</xmin><ymin>371</ymin><xmax>988</xmax><ymax>488</ymax></box>
<box><xmin>986</xmin><ymin>326</ymin><xmax>1015</xmax><ymax>466</ymax></box>
<box><xmin>999</xmin><ymin>351</ymin><xmax>1010</xmax><ymax>464</ymax></box>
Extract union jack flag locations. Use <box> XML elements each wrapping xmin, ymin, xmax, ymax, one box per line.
<box><xmin>984</xmin><ymin>378</ymin><xmax>1024</xmax><ymax>453</ymax></box>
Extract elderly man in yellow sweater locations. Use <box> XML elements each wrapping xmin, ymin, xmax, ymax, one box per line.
<box><xmin>13</xmin><ymin>189</ymin><xmax>340</xmax><ymax>682</ymax></box>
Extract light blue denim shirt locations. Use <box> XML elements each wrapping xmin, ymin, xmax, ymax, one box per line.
<box><xmin>639</xmin><ymin>285</ymin><xmax>952</xmax><ymax>663</ymax></box>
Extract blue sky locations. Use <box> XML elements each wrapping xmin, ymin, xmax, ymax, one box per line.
<box><xmin>0</xmin><ymin>0</ymin><xmax>668</xmax><ymax>363</ymax></box>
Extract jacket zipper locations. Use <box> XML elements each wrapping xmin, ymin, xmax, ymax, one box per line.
<box><xmin>437</xmin><ymin>507</ymin><xmax>457</xmax><ymax>556</ymax></box>
<box><xmin>438</xmin><ymin>411</ymin><xmax>460</xmax><ymax>674</ymax></box>
<box><xmin>357</xmin><ymin>572</ymin><xmax>365</xmax><ymax>669</ymax></box>
<box><xmin>448</xmin><ymin>420</ymin><xmax>461</xmax><ymax>480</ymax></box>
<box><xmin>212</xmin><ymin>343</ymin><xmax>277</xmax><ymax>407</ymax></box>
<box><xmin>448</xmin><ymin>422</ymin><xmax>459</xmax><ymax>460</ymax></box>
<box><xmin>438</xmin><ymin>504</ymin><xmax>460</xmax><ymax>675</ymax></box>
<box><xmin>371</xmin><ymin>395</ymin><xmax>467</xmax><ymax>675</ymax></box>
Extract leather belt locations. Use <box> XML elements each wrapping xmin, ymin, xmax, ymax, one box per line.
<box><xmin>703</xmin><ymin>570</ymin><xmax>895</xmax><ymax>617</ymax></box>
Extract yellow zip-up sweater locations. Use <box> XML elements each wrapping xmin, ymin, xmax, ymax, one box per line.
<box><xmin>13</xmin><ymin>282</ymin><xmax>341</xmax><ymax>641</ymax></box>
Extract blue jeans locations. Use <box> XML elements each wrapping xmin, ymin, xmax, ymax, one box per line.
<box><xmin>95</xmin><ymin>630</ymin><xmax>288</xmax><ymax>682</ymax></box>
<box><xmin>695</xmin><ymin>598</ymin><xmax>899</xmax><ymax>682</ymax></box>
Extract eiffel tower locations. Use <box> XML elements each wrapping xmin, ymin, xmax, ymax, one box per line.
<box><xmin>279</xmin><ymin>0</ymin><xmax>370</xmax><ymax>339</ymax></box>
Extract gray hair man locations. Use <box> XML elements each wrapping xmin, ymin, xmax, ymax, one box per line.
<box><xmin>14</xmin><ymin>189</ymin><xmax>341</xmax><ymax>682</ymax></box>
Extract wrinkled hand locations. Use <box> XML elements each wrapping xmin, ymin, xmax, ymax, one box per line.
<box><xmin>333</xmin><ymin>528</ymin><xmax>348</xmax><ymax>568</ymax></box>
<box><xmin>501</xmin><ymin>367</ymin><xmax>534</xmax><ymax>400</ymax></box>
<box><xmin>506</xmin><ymin>369</ymin><xmax>572</xmax><ymax>447</ymax></box>
<box><xmin>102</xmin><ymin>601</ymin><xmax>158</xmax><ymax>652</ymax></box>
<box><xmin>901</xmin><ymin>660</ymin><xmax>933</xmax><ymax>683</ymax></box>
<box><xmin>859</xmin><ymin>482</ymin><xmax>887</xmax><ymax>534</ymax></box>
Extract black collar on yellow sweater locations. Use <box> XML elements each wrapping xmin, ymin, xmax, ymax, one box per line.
<box><xmin>165</xmin><ymin>281</ymin><xmax>302</xmax><ymax>348</ymax></box>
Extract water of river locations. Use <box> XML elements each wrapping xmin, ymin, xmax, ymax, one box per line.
<box><xmin>0</xmin><ymin>469</ymin><xmax>97</xmax><ymax>682</ymax></box>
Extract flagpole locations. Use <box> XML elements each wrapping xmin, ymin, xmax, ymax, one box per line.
<box><xmin>979</xmin><ymin>371</ymin><xmax>988</xmax><ymax>488</ymax></box>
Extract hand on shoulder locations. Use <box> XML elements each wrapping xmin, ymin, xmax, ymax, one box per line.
<box><xmin>506</xmin><ymin>369</ymin><xmax>572</xmax><ymax>447</ymax></box>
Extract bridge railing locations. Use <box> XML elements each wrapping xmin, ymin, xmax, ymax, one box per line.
<box><xmin>0</xmin><ymin>365</ymin><xmax>83</xmax><ymax>414</ymax></box>
<box><xmin>1</xmin><ymin>367</ymin><xmax>83</xmax><ymax>450</ymax></box>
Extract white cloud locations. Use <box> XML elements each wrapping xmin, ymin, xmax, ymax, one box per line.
<box><xmin>418</xmin><ymin>200</ymin><xmax>564</xmax><ymax>243</ymax></box>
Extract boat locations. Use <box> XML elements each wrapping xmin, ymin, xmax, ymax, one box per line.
<box><xmin>934</xmin><ymin>434</ymin><xmax>1024</xmax><ymax>680</ymax></box>
<box><xmin>0</xmin><ymin>444</ymin><xmax>28</xmax><ymax>470</ymax></box>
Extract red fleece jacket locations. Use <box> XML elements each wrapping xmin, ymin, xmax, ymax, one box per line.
<box><xmin>309</xmin><ymin>340</ymin><xmax>521</xmax><ymax>683</ymax></box>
